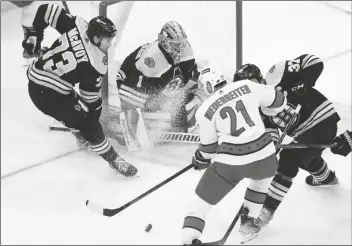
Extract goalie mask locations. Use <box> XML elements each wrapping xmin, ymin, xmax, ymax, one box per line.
<box><xmin>198</xmin><ymin>66</ymin><xmax>227</xmax><ymax>97</ymax></box>
<box><xmin>233</xmin><ymin>63</ymin><xmax>266</xmax><ymax>84</ymax></box>
<box><xmin>158</xmin><ymin>21</ymin><xmax>188</xmax><ymax>63</ymax></box>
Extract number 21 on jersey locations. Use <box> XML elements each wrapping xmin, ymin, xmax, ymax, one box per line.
<box><xmin>220</xmin><ymin>100</ymin><xmax>255</xmax><ymax>137</ymax></box>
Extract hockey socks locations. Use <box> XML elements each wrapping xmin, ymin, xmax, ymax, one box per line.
<box><xmin>256</xmin><ymin>172</ymin><xmax>292</xmax><ymax>227</ymax></box>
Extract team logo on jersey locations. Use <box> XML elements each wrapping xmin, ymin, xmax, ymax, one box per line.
<box><xmin>144</xmin><ymin>57</ymin><xmax>155</xmax><ymax>68</ymax></box>
<box><xmin>268</xmin><ymin>65</ymin><xmax>276</xmax><ymax>73</ymax></box>
<box><xmin>102</xmin><ymin>56</ymin><xmax>108</xmax><ymax>65</ymax></box>
<box><xmin>269</xmin><ymin>103</ymin><xmax>300</xmax><ymax>129</ymax></box>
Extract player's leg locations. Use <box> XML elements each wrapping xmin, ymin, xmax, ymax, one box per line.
<box><xmin>255</xmin><ymin>119</ymin><xmax>339</xmax><ymax>228</ymax></box>
<box><xmin>181</xmin><ymin>162</ymin><xmax>244</xmax><ymax>245</ymax></box>
<box><xmin>28</xmin><ymin>82</ymin><xmax>138</xmax><ymax>177</ymax></box>
<box><xmin>239</xmin><ymin>154</ymin><xmax>278</xmax><ymax>238</ymax></box>
<box><xmin>296</xmin><ymin>119</ymin><xmax>339</xmax><ymax>186</ymax></box>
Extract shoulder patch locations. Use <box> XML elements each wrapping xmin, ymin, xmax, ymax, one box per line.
<box><xmin>144</xmin><ymin>57</ymin><xmax>155</xmax><ymax>68</ymax></box>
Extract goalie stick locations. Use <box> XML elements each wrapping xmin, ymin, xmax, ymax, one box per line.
<box><xmin>49</xmin><ymin>126</ymin><xmax>200</xmax><ymax>144</ymax></box>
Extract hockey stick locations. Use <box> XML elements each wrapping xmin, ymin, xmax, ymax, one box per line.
<box><xmin>278</xmin><ymin>143</ymin><xmax>337</xmax><ymax>149</ymax></box>
<box><xmin>198</xmin><ymin>205</ymin><xmax>243</xmax><ymax>245</ymax></box>
<box><xmin>61</xmin><ymin>1</ymin><xmax>70</xmax><ymax>14</ymax></box>
<box><xmin>49</xmin><ymin>126</ymin><xmax>79</xmax><ymax>132</ymax></box>
<box><xmin>1</xmin><ymin>148</ymin><xmax>81</xmax><ymax>180</ymax></box>
<box><xmin>200</xmin><ymin>106</ymin><xmax>303</xmax><ymax>245</ymax></box>
<box><xmin>86</xmin><ymin>163</ymin><xmax>194</xmax><ymax>217</ymax></box>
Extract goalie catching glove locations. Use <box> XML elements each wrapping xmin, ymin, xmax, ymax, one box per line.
<box><xmin>330</xmin><ymin>130</ymin><xmax>352</xmax><ymax>157</ymax></box>
<box><xmin>192</xmin><ymin>149</ymin><xmax>211</xmax><ymax>170</ymax></box>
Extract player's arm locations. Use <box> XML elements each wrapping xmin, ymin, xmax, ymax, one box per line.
<box><xmin>192</xmin><ymin>109</ymin><xmax>218</xmax><ymax>170</ymax></box>
<box><xmin>116</xmin><ymin>46</ymin><xmax>152</xmax><ymax>110</ymax></box>
<box><xmin>260</xmin><ymin>111</ymin><xmax>280</xmax><ymax>145</ymax></box>
<box><xmin>78</xmin><ymin>68</ymin><xmax>103</xmax><ymax>119</ymax></box>
<box><xmin>257</xmin><ymin>84</ymin><xmax>287</xmax><ymax>116</ymax></box>
<box><xmin>295</xmin><ymin>54</ymin><xmax>324</xmax><ymax>87</ymax></box>
<box><xmin>32</xmin><ymin>3</ymin><xmax>76</xmax><ymax>34</ymax></box>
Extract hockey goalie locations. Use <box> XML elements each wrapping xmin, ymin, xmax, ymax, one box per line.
<box><xmin>115</xmin><ymin>21</ymin><xmax>202</xmax><ymax>149</ymax></box>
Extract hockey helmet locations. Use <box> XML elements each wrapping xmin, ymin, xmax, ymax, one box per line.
<box><xmin>198</xmin><ymin>66</ymin><xmax>227</xmax><ymax>96</ymax></box>
<box><xmin>265</xmin><ymin>61</ymin><xmax>286</xmax><ymax>87</ymax></box>
<box><xmin>158</xmin><ymin>21</ymin><xmax>188</xmax><ymax>63</ymax></box>
<box><xmin>233</xmin><ymin>63</ymin><xmax>265</xmax><ymax>84</ymax></box>
<box><xmin>87</xmin><ymin>16</ymin><xmax>117</xmax><ymax>44</ymax></box>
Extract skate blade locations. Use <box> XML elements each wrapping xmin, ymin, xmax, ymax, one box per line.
<box><xmin>240</xmin><ymin>233</ymin><xmax>258</xmax><ymax>244</ymax></box>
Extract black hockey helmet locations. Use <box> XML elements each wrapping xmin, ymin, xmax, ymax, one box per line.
<box><xmin>233</xmin><ymin>63</ymin><xmax>266</xmax><ymax>84</ymax></box>
<box><xmin>87</xmin><ymin>16</ymin><xmax>117</xmax><ymax>43</ymax></box>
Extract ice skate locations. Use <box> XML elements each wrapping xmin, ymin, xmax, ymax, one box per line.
<box><xmin>254</xmin><ymin>206</ymin><xmax>275</xmax><ymax>228</ymax></box>
<box><xmin>305</xmin><ymin>170</ymin><xmax>339</xmax><ymax>187</ymax></box>
<box><xmin>109</xmin><ymin>156</ymin><xmax>138</xmax><ymax>177</ymax></box>
<box><xmin>239</xmin><ymin>206</ymin><xmax>260</xmax><ymax>244</ymax></box>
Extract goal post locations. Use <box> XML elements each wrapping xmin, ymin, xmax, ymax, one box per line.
<box><xmin>97</xmin><ymin>0</ymin><xmax>134</xmax><ymax>121</ymax></box>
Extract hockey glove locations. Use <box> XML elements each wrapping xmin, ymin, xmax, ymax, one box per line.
<box><xmin>330</xmin><ymin>130</ymin><xmax>352</xmax><ymax>157</ymax></box>
<box><xmin>192</xmin><ymin>149</ymin><xmax>211</xmax><ymax>170</ymax></box>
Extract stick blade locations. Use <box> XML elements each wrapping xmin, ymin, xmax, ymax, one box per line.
<box><xmin>86</xmin><ymin>200</ymin><xmax>104</xmax><ymax>215</ymax></box>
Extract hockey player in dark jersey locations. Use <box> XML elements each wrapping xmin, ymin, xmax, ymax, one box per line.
<box><xmin>115</xmin><ymin>21</ymin><xmax>200</xmax><ymax>133</ymax></box>
<box><xmin>232</xmin><ymin>55</ymin><xmax>341</xmax><ymax>240</ymax></box>
<box><xmin>26</xmin><ymin>3</ymin><xmax>137</xmax><ymax>177</ymax></box>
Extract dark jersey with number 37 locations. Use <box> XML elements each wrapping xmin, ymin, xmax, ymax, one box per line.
<box><xmin>26</xmin><ymin>3</ymin><xmax>106</xmax><ymax>111</ymax></box>
<box><xmin>263</xmin><ymin>54</ymin><xmax>340</xmax><ymax>139</ymax></box>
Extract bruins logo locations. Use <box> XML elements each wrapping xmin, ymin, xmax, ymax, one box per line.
<box><xmin>144</xmin><ymin>57</ymin><xmax>155</xmax><ymax>68</ymax></box>
<box><xmin>270</xmin><ymin>103</ymin><xmax>300</xmax><ymax>129</ymax></box>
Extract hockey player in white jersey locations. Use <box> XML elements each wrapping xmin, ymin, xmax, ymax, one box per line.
<box><xmin>181</xmin><ymin>65</ymin><xmax>287</xmax><ymax>245</ymax></box>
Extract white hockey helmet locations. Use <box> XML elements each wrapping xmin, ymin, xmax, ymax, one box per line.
<box><xmin>198</xmin><ymin>66</ymin><xmax>227</xmax><ymax>96</ymax></box>
<box><xmin>265</xmin><ymin>61</ymin><xmax>286</xmax><ymax>87</ymax></box>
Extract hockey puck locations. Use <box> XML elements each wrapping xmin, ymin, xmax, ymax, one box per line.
<box><xmin>145</xmin><ymin>223</ymin><xmax>152</xmax><ymax>232</ymax></box>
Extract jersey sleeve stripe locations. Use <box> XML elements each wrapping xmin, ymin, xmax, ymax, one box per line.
<box><xmin>119</xmin><ymin>94</ymin><xmax>145</xmax><ymax>109</ymax></box>
<box><xmin>267</xmin><ymin>90</ymin><xmax>285</xmax><ymax>108</ymax></box>
<box><xmin>302</xmin><ymin>54</ymin><xmax>314</xmax><ymax>68</ymax></box>
<box><xmin>120</xmin><ymin>84</ymin><xmax>149</xmax><ymax>99</ymax></box>
<box><xmin>44</xmin><ymin>4</ymin><xmax>62</xmax><ymax>29</ymax></box>
<box><xmin>199</xmin><ymin>142</ymin><xmax>218</xmax><ymax>154</ymax></box>
<box><xmin>48</xmin><ymin>5</ymin><xmax>58</xmax><ymax>26</ymax></box>
<box><xmin>291</xmin><ymin>101</ymin><xmax>336</xmax><ymax>138</ymax></box>
<box><xmin>303</xmin><ymin>57</ymin><xmax>323</xmax><ymax>69</ymax></box>
<box><xmin>51</xmin><ymin>5</ymin><xmax>62</xmax><ymax>29</ymax></box>
<box><xmin>79</xmin><ymin>89</ymin><xmax>100</xmax><ymax>103</ymax></box>
<box><xmin>28</xmin><ymin>64</ymin><xmax>73</xmax><ymax>95</ymax></box>
<box><xmin>117</xmin><ymin>70</ymin><xmax>126</xmax><ymax>80</ymax></box>
<box><xmin>119</xmin><ymin>89</ymin><xmax>147</xmax><ymax>104</ymax></box>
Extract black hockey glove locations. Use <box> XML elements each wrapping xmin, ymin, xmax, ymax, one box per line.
<box><xmin>330</xmin><ymin>130</ymin><xmax>352</xmax><ymax>157</ymax></box>
<box><xmin>192</xmin><ymin>149</ymin><xmax>211</xmax><ymax>170</ymax></box>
